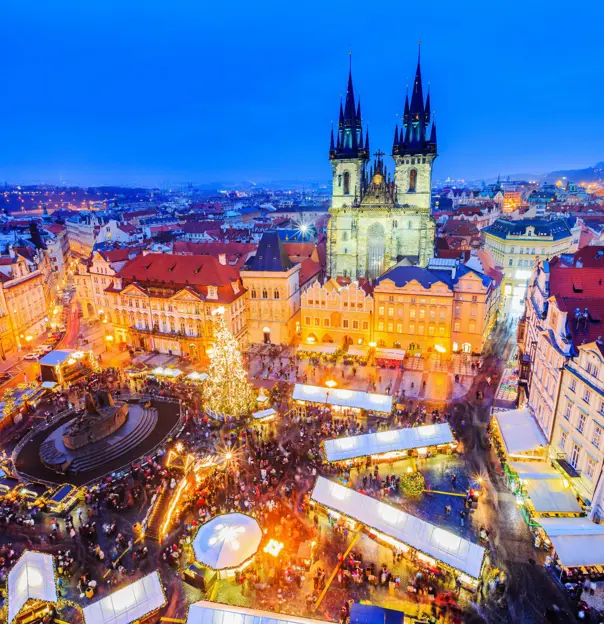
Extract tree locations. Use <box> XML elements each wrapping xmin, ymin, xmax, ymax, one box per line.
<box><xmin>203</xmin><ymin>308</ymin><xmax>256</xmax><ymax>420</ymax></box>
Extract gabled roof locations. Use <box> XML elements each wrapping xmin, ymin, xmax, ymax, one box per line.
<box><xmin>244</xmin><ymin>232</ymin><xmax>293</xmax><ymax>272</ymax></box>
<box><xmin>377</xmin><ymin>266</ymin><xmax>453</xmax><ymax>290</ymax></box>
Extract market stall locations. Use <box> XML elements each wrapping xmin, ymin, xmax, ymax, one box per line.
<box><xmin>343</xmin><ymin>345</ymin><xmax>369</xmax><ymax>366</ymax></box>
<box><xmin>46</xmin><ymin>484</ymin><xmax>82</xmax><ymax>515</ymax></box>
<box><xmin>187</xmin><ymin>601</ymin><xmax>331</xmax><ymax>624</ymax></box>
<box><xmin>150</xmin><ymin>367</ymin><xmax>183</xmax><ymax>379</ymax></box>
<box><xmin>324</xmin><ymin>423</ymin><xmax>456</xmax><ymax>464</ymax></box>
<box><xmin>292</xmin><ymin>384</ymin><xmax>393</xmax><ymax>418</ymax></box>
<box><xmin>186</xmin><ymin>372</ymin><xmax>209</xmax><ymax>383</ymax></box>
<box><xmin>82</xmin><ymin>571</ymin><xmax>166</xmax><ymax>624</ymax></box>
<box><xmin>491</xmin><ymin>408</ymin><xmax>547</xmax><ymax>460</ymax></box>
<box><xmin>375</xmin><ymin>347</ymin><xmax>406</xmax><ymax>369</ymax></box>
<box><xmin>8</xmin><ymin>551</ymin><xmax>58</xmax><ymax>624</ymax></box>
<box><xmin>493</xmin><ymin>367</ymin><xmax>519</xmax><ymax>409</ymax></box>
<box><xmin>296</xmin><ymin>344</ymin><xmax>339</xmax><ymax>364</ymax></box>
<box><xmin>39</xmin><ymin>349</ymin><xmax>96</xmax><ymax>386</ymax></box>
<box><xmin>252</xmin><ymin>408</ymin><xmax>277</xmax><ymax>422</ymax></box>
<box><xmin>192</xmin><ymin>513</ymin><xmax>262</xmax><ymax>579</ymax></box>
<box><xmin>523</xmin><ymin>478</ymin><xmax>582</xmax><ymax>517</ymax></box>
<box><xmin>310</xmin><ymin>477</ymin><xmax>485</xmax><ymax>589</ymax></box>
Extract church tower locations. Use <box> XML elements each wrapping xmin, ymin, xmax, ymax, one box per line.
<box><xmin>329</xmin><ymin>62</ymin><xmax>369</xmax><ymax>209</ymax></box>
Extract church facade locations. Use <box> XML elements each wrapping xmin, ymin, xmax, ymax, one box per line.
<box><xmin>327</xmin><ymin>54</ymin><xmax>437</xmax><ymax>280</ymax></box>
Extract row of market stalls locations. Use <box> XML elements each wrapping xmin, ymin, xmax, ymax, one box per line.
<box><xmin>323</xmin><ymin>423</ymin><xmax>457</xmax><ymax>464</ymax></box>
<box><xmin>296</xmin><ymin>344</ymin><xmax>406</xmax><ymax>368</ymax></box>
<box><xmin>490</xmin><ymin>406</ymin><xmax>604</xmax><ymax>581</ymax></box>
<box><xmin>292</xmin><ymin>383</ymin><xmax>393</xmax><ymax>418</ymax></box>
<box><xmin>0</xmin><ymin>476</ymin><xmax>81</xmax><ymax>514</ymax></box>
<box><xmin>310</xmin><ymin>477</ymin><xmax>486</xmax><ymax>590</ymax></box>
<box><xmin>7</xmin><ymin>550</ymin><xmax>166</xmax><ymax>624</ymax></box>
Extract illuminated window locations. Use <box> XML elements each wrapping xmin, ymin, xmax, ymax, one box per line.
<box><xmin>409</xmin><ymin>168</ymin><xmax>417</xmax><ymax>192</ymax></box>
<box><xmin>586</xmin><ymin>456</ymin><xmax>597</xmax><ymax>480</ymax></box>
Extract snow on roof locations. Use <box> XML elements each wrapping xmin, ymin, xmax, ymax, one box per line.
<box><xmin>82</xmin><ymin>571</ymin><xmax>165</xmax><ymax>624</ymax></box>
<box><xmin>324</xmin><ymin>424</ymin><xmax>455</xmax><ymax>462</ymax></box>
<box><xmin>8</xmin><ymin>551</ymin><xmax>57</xmax><ymax>623</ymax></box>
<box><xmin>187</xmin><ymin>601</ymin><xmax>331</xmax><ymax>624</ymax></box>
<box><xmin>311</xmin><ymin>478</ymin><xmax>485</xmax><ymax>579</ymax></box>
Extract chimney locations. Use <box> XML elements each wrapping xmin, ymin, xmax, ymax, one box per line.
<box><xmin>218</xmin><ymin>253</ymin><xmax>227</xmax><ymax>266</ymax></box>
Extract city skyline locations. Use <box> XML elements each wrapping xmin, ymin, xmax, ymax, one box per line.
<box><xmin>1</xmin><ymin>0</ymin><xmax>603</xmax><ymax>187</ymax></box>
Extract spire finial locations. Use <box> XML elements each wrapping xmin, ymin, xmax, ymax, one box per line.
<box><xmin>418</xmin><ymin>40</ymin><xmax>422</xmax><ymax>64</ymax></box>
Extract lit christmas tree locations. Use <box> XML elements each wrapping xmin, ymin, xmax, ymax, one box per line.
<box><xmin>203</xmin><ymin>307</ymin><xmax>256</xmax><ymax>420</ymax></box>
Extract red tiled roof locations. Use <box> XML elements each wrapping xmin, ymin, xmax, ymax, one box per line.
<box><xmin>283</xmin><ymin>243</ymin><xmax>315</xmax><ymax>258</ymax></box>
<box><xmin>124</xmin><ymin>208</ymin><xmax>158</xmax><ymax>220</ymax></box>
<box><xmin>43</xmin><ymin>224</ymin><xmax>66</xmax><ymax>235</ymax></box>
<box><xmin>183</xmin><ymin>221</ymin><xmax>222</xmax><ymax>234</ymax></box>
<box><xmin>118</xmin><ymin>223</ymin><xmax>137</xmax><ymax>234</ymax></box>
<box><xmin>115</xmin><ymin>253</ymin><xmax>244</xmax><ymax>303</ymax></box>
<box><xmin>99</xmin><ymin>247</ymin><xmax>143</xmax><ymax>263</ymax></box>
<box><xmin>549</xmin><ymin>266</ymin><xmax>604</xmax><ymax>299</ymax></box>
<box><xmin>172</xmin><ymin>241</ymin><xmax>256</xmax><ymax>268</ymax></box>
<box><xmin>298</xmin><ymin>258</ymin><xmax>321</xmax><ymax>286</ymax></box>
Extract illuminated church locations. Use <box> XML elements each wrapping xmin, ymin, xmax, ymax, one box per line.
<box><xmin>326</xmin><ymin>52</ymin><xmax>437</xmax><ymax>280</ymax></box>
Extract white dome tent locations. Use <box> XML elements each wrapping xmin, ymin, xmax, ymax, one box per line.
<box><xmin>193</xmin><ymin>513</ymin><xmax>262</xmax><ymax>578</ymax></box>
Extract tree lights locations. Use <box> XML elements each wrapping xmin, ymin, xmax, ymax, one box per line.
<box><xmin>203</xmin><ymin>308</ymin><xmax>255</xmax><ymax>420</ymax></box>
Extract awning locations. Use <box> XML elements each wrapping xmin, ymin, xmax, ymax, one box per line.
<box><xmin>151</xmin><ymin>367</ymin><xmax>182</xmax><ymax>378</ymax></box>
<box><xmin>187</xmin><ymin>601</ymin><xmax>331</xmax><ymax>624</ymax></box>
<box><xmin>493</xmin><ymin>408</ymin><xmax>547</xmax><ymax>454</ymax></box>
<box><xmin>524</xmin><ymin>478</ymin><xmax>582</xmax><ymax>514</ymax></box>
<box><xmin>550</xmin><ymin>535</ymin><xmax>604</xmax><ymax>568</ymax></box>
<box><xmin>375</xmin><ymin>348</ymin><xmax>406</xmax><ymax>361</ymax></box>
<box><xmin>293</xmin><ymin>384</ymin><xmax>393</xmax><ymax>413</ymax></box>
<box><xmin>82</xmin><ymin>571</ymin><xmax>166</xmax><ymax>624</ymax></box>
<box><xmin>186</xmin><ymin>372</ymin><xmax>208</xmax><ymax>382</ymax></box>
<box><xmin>193</xmin><ymin>513</ymin><xmax>262</xmax><ymax>570</ymax></box>
<box><xmin>324</xmin><ymin>424</ymin><xmax>455</xmax><ymax>462</ymax></box>
<box><xmin>38</xmin><ymin>349</ymin><xmax>77</xmax><ymax>367</ymax></box>
<box><xmin>297</xmin><ymin>345</ymin><xmax>338</xmax><ymax>355</ymax></box>
<box><xmin>252</xmin><ymin>408</ymin><xmax>277</xmax><ymax>420</ymax></box>
<box><xmin>345</xmin><ymin>346</ymin><xmax>369</xmax><ymax>358</ymax></box>
<box><xmin>311</xmin><ymin>477</ymin><xmax>485</xmax><ymax>579</ymax></box>
<box><xmin>539</xmin><ymin>518</ymin><xmax>604</xmax><ymax>537</ymax></box>
<box><xmin>508</xmin><ymin>461</ymin><xmax>560</xmax><ymax>480</ymax></box>
<box><xmin>8</xmin><ymin>551</ymin><xmax>58</xmax><ymax>623</ymax></box>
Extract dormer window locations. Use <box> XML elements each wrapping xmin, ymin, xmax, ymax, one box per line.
<box><xmin>207</xmin><ymin>286</ymin><xmax>218</xmax><ymax>300</ymax></box>
<box><xmin>232</xmin><ymin>281</ymin><xmax>240</xmax><ymax>294</ymax></box>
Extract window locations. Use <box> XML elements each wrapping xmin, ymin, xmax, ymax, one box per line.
<box><xmin>409</xmin><ymin>169</ymin><xmax>417</xmax><ymax>192</ymax></box>
<box><xmin>583</xmin><ymin>388</ymin><xmax>591</xmax><ymax>404</ymax></box>
<box><xmin>570</xmin><ymin>443</ymin><xmax>580</xmax><ymax>469</ymax></box>
<box><xmin>262</xmin><ymin>288</ymin><xmax>268</xmax><ymax>299</ymax></box>
<box><xmin>207</xmin><ymin>286</ymin><xmax>218</xmax><ymax>300</ymax></box>
<box><xmin>409</xmin><ymin>309</ymin><xmax>416</xmax><ymax>320</ymax></box>
<box><xmin>387</xmin><ymin>322</ymin><xmax>393</xmax><ymax>332</ymax></box>
<box><xmin>593</xmin><ymin>426</ymin><xmax>602</xmax><ymax>449</ymax></box>
<box><xmin>388</xmin><ymin>307</ymin><xmax>394</xmax><ymax>316</ymax></box>
<box><xmin>343</xmin><ymin>319</ymin><xmax>349</xmax><ymax>328</ymax></box>
<box><xmin>559</xmin><ymin>429</ymin><xmax>567</xmax><ymax>450</ymax></box>
<box><xmin>508</xmin><ymin>259</ymin><xmax>513</xmax><ymax>267</ymax></box>
<box><xmin>439</xmin><ymin>325</ymin><xmax>445</xmax><ymax>335</ymax></box>
<box><xmin>586</xmin><ymin>456</ymin><xmax>597</xmax><ymax>480</ymax></box>
<box><xmin>429</xmin><ymin>309</ymin><xmax>436</xmax><ymax>320</ymax></box>
<box><xmin>564</xmin><ymin>402</ymin><xmax>572</xmax><ymax>420</ymax></box>
<box><xmin>274</xmin><ymin>289</ymin><xmax>280</xmax><ymax>299</ymax></box>
<box><xmin>454</xmin><ymin>322</ymin><xmax>461</xmax><ymax>332</ymax></box>
<box><xmin>343</xmin><ymin>171</ymin><xmax>350</xmax><ymax>195</ymax></box>
<box><xmin>378</xmin><ymin>306</ymin><xmax>385</xmax><ymax>316</ymax></box>
<box><xmin>314</xmin><ymin>318</ymin><xmax>320</xmax><ymax>327</ymax></box>
<box><xmin>352</xmin><ymin>320</ymin><xmax>359</xmax><ymax>329</ymax></box>
<box><xmin>378</xmin><ymin>321</ymin><xmax>384</xmax><ymax>331</ymax></box>
<box><xmin>363</xmin><ymin>321</ymin><xmax>369</xmax><ymax>331</ymax></box>
<box><xmin>570</xmin><ymin>378</ymin><xmax>577</xmax><ymax>393</ymax></box>
<box><xmin>578</xmin><ymin>413</ymin><xmax>586</xmax><ymax>433</ymax></box>
<box><xmin>323</xmin><ymin>318</ymin><xmax>330</xmax><ymax>327</ymax></box>
<box><xmin>472</xmin><ymin>295</ymin><xmax>478</xmax><ymax>303</ymax></box>
<box><xmin>409</xmin><ymin>323</ymin><xmax>415</xmax><ymax>334</ymax></box>
<box><xmin>304</xmin><ymin>316</ymin><xmax>310</xmax><ymax>325</ymax></box>
<box><xmin>419</xmin><ymin>309</ymin><xmax>425</xmax><ymax>319</ymax></box>
<box><xmin>418</xmin><ymin>324</ymin><xmax>425</xmax><ymax>335</ymax></box>
<box><xmin>439</xmin><ymin>309</ymin><xmax>446</xmax><ymax>320</ymax></box>
<box><xmin>471</xmin><ymin>307</ymin><xmax>477</xmax><ymax>317</ymax></box>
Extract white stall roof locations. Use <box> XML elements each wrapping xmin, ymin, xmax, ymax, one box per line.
<box><xmin>38</xmin><ymin>349</ymin><xmax>76</xmax><ymax>367</ymax></box>
<box><xmin>8</xmin><ymin>551</ymin><xmax>58</xmax><ymax>623</ymax></box>
<box><xmin>493</xmin><ymin>408</ymin><xmax>547</xmax><ymax>454</ymax></box>
<box><xmin>508</xmin><ymin>461</ymin><xmax>560</xmax><ymax>480</ymax></box>
<box><xmin>525</xmin><ymin>478</ymin><xmax>582</xmax><ymax>514</ymax></box>
<box><xmin>375</xmin><ymin>348</ymin><xmax>406</xmax><ymax>361</ymax></box>
<box><xmin>324</xmin><ymin>423</ymin><xmax>455</xmax><ymax>462</ymax></box>
<box><xmin>550</xmin><ymin>535</ymin><xmax>604</xmax><ymax>568</ymax></box>
<box><xmin>292</xmin><ymin>384</ymin><xmax>392</xmax><ymax>413</ymax></box>
<box><xmin>187</xmin><ymin>372</ymin><xmax>209</xmax><ymax>382</ymax></box>
<box><xmin>296</xmin><ymin>345</ymin><xmax>337</xmax><ymax>355</ymax></box>
<box><xmin>187</xmin><ymin>601</ymin><xmax>331</xmax><ymax>624</ymax></box>
<box><xmin>252</xmin><ymin>408</ymin><xmax>277</xmax><ymax>420</ymax></box>
<box><xmin>311</xmin><ymin>477</ymin><xmax>485</xmax><ymax>579</ymax></box>
<box><xmin>82</xmin><ymin>571</ymin><xmax>165</xmax><ymax>624</ymax></box>
<box><xmin>193</xmin><ymin>513</ymin><xmax>262</xmax><ymax>570</ymax></box>
<box><xmin>346</xmin><ymin>346</ymin><xmax>369</xmax><ymax>357</ymax></box>
<box><xmin>539</xmin><ymin>518</ymin><xmax>604</xmax><ymax>537</ymax></box>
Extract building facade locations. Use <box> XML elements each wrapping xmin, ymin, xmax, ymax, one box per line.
<box><xmin>104</xmin><ymin>253</ymin><xmax>247</xmax><ymax>359</ymax></box>
<box><xmin>300</xmin><ymin>279</ymin><xmax>372</xmax><ymax>347</ymax></box>
<box><xmin>240</xmin><ymin>233</ymin><xmax>301</xmax><ymax>345</ymax></box>
<box><xmin>482</xmin><ymin>218</ymin><xmax>581</xmax><ymax>299</ymax></box>
<box><xmin>327</xmin><ymin>56</ymin><xmax>436</xmax><ymax>280</ymax></box>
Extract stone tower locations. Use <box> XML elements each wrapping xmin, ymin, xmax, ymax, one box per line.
<box><xmin>327</xmin><ymin>50</ymin><xmax>437</xmax><ymax>279</ymax></box>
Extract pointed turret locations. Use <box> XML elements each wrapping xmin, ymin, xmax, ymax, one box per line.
<box><xmin>403</xmin><ymin>90</ymin><xmax>410</xmax><ymax>126</ymax></box>
<box><xmin>409</xmin><ymin>46</ymin><xmax>425</xmax><ymax>123</ymax></box>
<box><xmin>365</xmin><ymin>128</ymin><xmax>370</xmax><ymax>154</ymax></box>
<box><xmin>429</xmin><ymin>121</ymin><xmax>437</xmax><ymax>145</ymax></box>
<box><xmin>425</xmin><ymin>87</ymin><xmax>431</xmax><ymax>125</ymax></box>
<box><xmin>393</xmin><ymin>125</ymin><xmax>399</xmax><ymax>146</ymax></box>
<box><xmin>356</xmin><ymin>98</ymin><xmax>362</xmax><ymax>122</ymax></box>
<box><xmin>330</xmin><ymin>125</ymin><xmax>335</xmax><ymax>151</ymax></box>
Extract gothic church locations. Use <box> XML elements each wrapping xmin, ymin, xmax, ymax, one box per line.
<box><xmin>327</xmin><ymin>52</ymin><xmax>437</xmax><ymax>280</ymax></box>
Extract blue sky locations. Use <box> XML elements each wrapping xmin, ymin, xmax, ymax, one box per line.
<box><xmin>1</xmin><ymin>0</ymin><xmax>603</xmax><ymax>186</ymax></box>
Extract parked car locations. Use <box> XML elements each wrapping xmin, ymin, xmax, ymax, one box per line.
<box><xmin>24</xmin><ymin>353</ymin><xmax>40</xmax><ymax>361</ymax></box>
<box><xmin>0</xmin><ymin>372</ymin><xmax>11</xmax><ymax>382</ymax></box>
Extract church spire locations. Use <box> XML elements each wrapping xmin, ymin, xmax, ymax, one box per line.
<box><xmin>425</xmin><ymin>85</ymin><xmax>431</xmax><ymax>125</ymax></box>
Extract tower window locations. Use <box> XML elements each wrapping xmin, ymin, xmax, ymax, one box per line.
<box><xmin>343</xmin><ymin>172</ymin><xmax>350</xmax><ymax>195</ymax></box>
<box><xmin>409</xmin><ymin>169</ymin><xmax>418</xmax><ymax>192</ymax></box>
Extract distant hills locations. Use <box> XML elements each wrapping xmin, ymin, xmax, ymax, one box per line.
<box><xmin>545</xmin><ymin>162</ymin><xmax>604</xmax><ymax>184</ymax></box>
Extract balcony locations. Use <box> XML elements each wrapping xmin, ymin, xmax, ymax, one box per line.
<box><xmin>555</xmin><ymin>453</ymin><xmax>582</xmax><ymax>479</ymax></box>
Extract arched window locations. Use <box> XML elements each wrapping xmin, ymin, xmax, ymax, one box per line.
<box><xmin>409</xmin><ymin>169</ymin><xmax>417</xmax><ymax>192</ymax></box>
<box><xmin>251</xmin><ymin>288</ymin><xmax>257</xmax><ymax>299</ymax></box>
<box><xmin>262</xmin><ymin>288</ymin><xmax>268</xmax><ymax>299</ymax></box>
<box><xmin>342</xmin><ymin>232</ymin><xmax>348</xmax><ymax>242</ymax></box>
<box><xmin>343</xmin><ymin>171</ymin><xmax>350</xmax><ymax>195</ymax></box>
<box><xmin>274</xmin><ymin>289</ymin><xmax>280</xmax><ymax>299</ymax></box>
